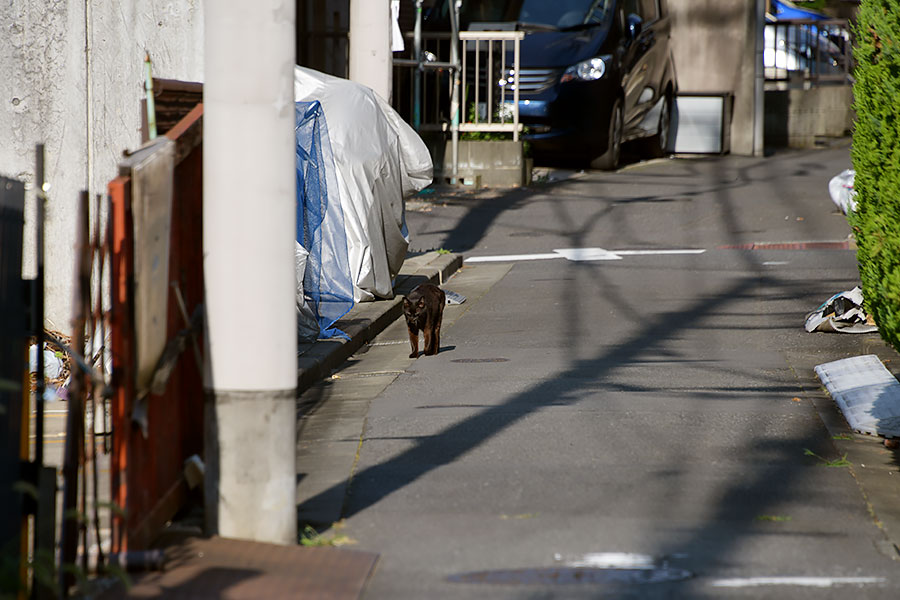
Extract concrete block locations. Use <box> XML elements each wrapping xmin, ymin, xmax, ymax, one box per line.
<box><xmin>442</xmin><ymin>140</ymin><xmax>529</xmax><ymax>187</ymax></box>
<box><xmin>765</xmin><ymin>85</ymin><xmax>854</xmax><ymax>149</ymax></box>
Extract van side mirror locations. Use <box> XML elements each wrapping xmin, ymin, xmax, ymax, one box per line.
<box><xmin>626</xmin><ymin>13</ymin><xmax>643</xmax><ymax>38</ymax></box>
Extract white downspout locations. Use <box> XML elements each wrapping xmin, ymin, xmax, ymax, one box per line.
<box><xmin>753</xmin><ymin>0</ymin><xmax>765</xmax><ymax>157</ymax></box>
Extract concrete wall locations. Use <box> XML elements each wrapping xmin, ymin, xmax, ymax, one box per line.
<box><xmin>765</xmin><ymin>85</ymin><xmax>854</xmax><ymax>148</ymax></box>
<box><xmin>1</xmin><ymin>1</ymin><xmax>204</xmax><ymax>332</ymax></box>
<box><xmin>668</xmin><ymin>0</ymin><xmax>759</xmax><ymax>155</ymax></box>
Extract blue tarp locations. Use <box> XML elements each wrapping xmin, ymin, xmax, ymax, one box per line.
<box><xmin>771</xmin><ymin>0</ymin><xmax>827</xmax><ymax>20</ymax></box>
<box><xmin>295</xmin><ymin>101</ymin><xmax>354</xmax><ymax>339</ymax></box>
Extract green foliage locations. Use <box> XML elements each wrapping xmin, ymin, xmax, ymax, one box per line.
<box><xmin>755</xmin><ymin>514</ymin><xmax>792</xmax><ymax>522</ymax></box>
<box><xmin>804</xmin><ymin>448</ymin><xmax>851</xmax><ymax>467</ymax></box>
<box><xmin>461</xmin><ymin>103</ymin><xmax>532</xmax><ymax>156</ymax></box>
<box><xmin>851</xmin><ymin>0</ymin><xmax>900</xmax><ymax>351</ymax></box>
<box><xmin>298</xmin><ymin>524</ymin><xmax>356</xmax><ymax>547</ymax></box>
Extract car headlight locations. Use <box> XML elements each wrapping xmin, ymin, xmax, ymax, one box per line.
<box><xmin>560</xmin><ymin>56</ymin><xmax>609</xmax><ymax>83</ymax></box>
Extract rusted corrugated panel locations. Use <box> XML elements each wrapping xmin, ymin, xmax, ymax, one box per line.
<box><xmin>110</xmin><ymin>105</ymin><xmax>204</xmax><ymax>552</ymax></box>
<box><xmin>101</xmin><ymin>537</ymin><xmax>379</xmax><ymax>599</ymax></box>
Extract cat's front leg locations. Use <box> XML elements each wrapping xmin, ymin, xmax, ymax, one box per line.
<box><xmin>423</xmin><ymin>327</ymin><xmax>433</xmax><ymax>356</ymax></box>
<box><xmin>430</xmin><ymin>323</ymin><xmax>441</xmax><ymax>355</ymax></box>
<box><xmin>408</xmin><ymin>327</ymin><xmax>420</xmax><ymax>358</ymax></box>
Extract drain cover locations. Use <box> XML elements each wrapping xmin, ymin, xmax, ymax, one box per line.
<box><xmin>448</xmin><ymin>567</ymin><xmax>692</xmax><ymax>585</ymax></box>
<box><xmin>451</xmin><ymin>358</ymin><xmax>509</xmax><ymax>364</ymax></box>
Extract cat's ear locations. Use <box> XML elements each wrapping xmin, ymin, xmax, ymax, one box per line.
<box><xmin>417</xmin><ymin>298</ymin><xmax>426</xmax><ymax>308</ymax></box>
<box><xmin>403</xmin><ymin>297</ymin><xmax>410</xmax><ymax>307</ymax></box>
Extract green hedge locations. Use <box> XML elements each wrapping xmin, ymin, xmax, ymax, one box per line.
<box><xmin>851</xmin><ymin>0</ymin><xmax>900</xmax><ymax>350</ymax></box>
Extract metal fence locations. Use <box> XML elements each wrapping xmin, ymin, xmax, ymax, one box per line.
<box><xmin>459</xmin><ymin>30</ymin><xmax>524</xmax><ymax>141</ymax></box>
<box><xmin>392</xmin><ymin>24</ymin><xmax>523</xmax><ymax>182</ymax></box>
<box><xmin>764</xmin><ymin>18</ymin><xmax>852</xmax><ymax>88</ymax></box>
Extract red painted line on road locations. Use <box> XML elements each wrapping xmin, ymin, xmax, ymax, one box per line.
<box><xmin>718</xmin><ymin>241</ymin><xmax>854</xmax><ymax>250</ymax></box>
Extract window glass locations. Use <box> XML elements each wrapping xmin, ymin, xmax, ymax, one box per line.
<box><xmin>458</xmin><ymin>0</ymin><xmax>613</xmax><ymax>29</ymax></box>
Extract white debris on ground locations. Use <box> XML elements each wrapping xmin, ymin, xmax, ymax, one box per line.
<box><xmin>828</xmin><ymin>168</ymin><xmax>856</xmax><ymax>214</ymax></box>
<box><xmin>805</xmin><ymin>286</ymin><xmax>878</xmax><ymax>334</ymax></box>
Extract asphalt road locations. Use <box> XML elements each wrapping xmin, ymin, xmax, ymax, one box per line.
<box><xmin>298</xmin><ymin>145</ymin><xmax>900</xmax><ymax>598</ymax></box>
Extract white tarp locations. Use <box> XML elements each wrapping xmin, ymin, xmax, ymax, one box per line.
<box><xmin>294</xmin><ymin>66</ymin><xmax>433</xmax><ymax>302</ymax></box>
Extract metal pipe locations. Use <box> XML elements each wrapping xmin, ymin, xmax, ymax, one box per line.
<box><xmin>487</xmin><ymin>40</ymin><xmax>492</xmax><ymax>124</ymax></box>
<box><xmin>34</xmin><ymin>144</ymin><xmax>45</xmax><ymax>468</ymax></box>
<box><xmin>753</xmin><ymin>0</ymin><xmax>765</xmax><ymax>157</ymax></box>
<box><xmin>472</xmin><ymin>39</ymin><xmax>477</xmax><ymax>123</ymax></box>
<box><xmin>413</xmin><ymin>0</ymin><xmax>423</xmax><ymax>131</ymax></box>
<box><xmin>107</xmin><ymin>550</ymin><xmax>166</xmax><ymax>572</ymax></box>
<box><xmin>513</xmin><ymin>38</ymin><xmax>520</xmax><ymax>142</ymax></box>
<box><xmin>59</xmin><ymin>190</ymin><xmax>89</xmax><ymax>597</ymax></box>
<box><xmin>144</xmin><ymin>53</ymin><xmax>157</xmax><ymax>140</ymax></box>
<box><xmin>449</xmin><ymin>0</ymin><xmax>460</xmax><ymax>184</ymax></box>
<box><xmin>84</xmin><ymin>0</ymin><xmax>94</xmax><ymax>197</ymax></box>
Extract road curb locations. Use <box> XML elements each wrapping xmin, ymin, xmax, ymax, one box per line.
<box><xmin>296</xmin><ymin>251</ymin><xmax>463</xmax><ymax>394</ymax></box>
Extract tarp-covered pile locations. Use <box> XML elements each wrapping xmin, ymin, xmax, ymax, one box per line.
<box><xmin>294</xmin><ymin>66</ymin><xmax>433</xmax><ymax>341</ymax></box>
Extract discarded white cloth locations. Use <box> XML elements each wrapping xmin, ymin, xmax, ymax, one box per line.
<box><xmin>805</xmin><ymin>286</ymin><xmax>878</xmax><ymax>334</ymax></box>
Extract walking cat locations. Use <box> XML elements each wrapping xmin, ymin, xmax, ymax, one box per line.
<box><xmin>402</xmin><ymin>283</ymin><xmax>445</xmax><ymax>358</ymax></box>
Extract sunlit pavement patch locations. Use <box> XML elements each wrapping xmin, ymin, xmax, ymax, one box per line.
<box><xmin>718</xmin><ymin>240</ymin><xmax>854</xmax><ymax>250</ymax></box>
<box><xmin>710</xmin><ymin>577</ymin><xmax>886</xmax><ymax>588</ymax></box>
<box><xmin>447</xmin><ymin>567</ymin><xmax>693</xmax><ymax>585</ymax></box>
<box><xmin>447</xmin><ymin>553</ymin><xmax>692</xmax><ymax>586</ymax></box>
<box><xmin>450</xmin><ymin>358</ymin><xmax>509</xmax><ymax>364</ymax></box>
<box><xmin>465</xmin><ymin>248</ymin><xmax>706</xmax><ymax>263</ymax></box>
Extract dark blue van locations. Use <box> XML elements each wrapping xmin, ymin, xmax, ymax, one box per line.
<box><xmin>429</xmin><ymin>0</ymin><xmax>677</xmax><ymax>170</ymax></box>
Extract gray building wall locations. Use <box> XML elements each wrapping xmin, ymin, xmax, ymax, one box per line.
<box><xmin>1</xmin><ymin>1</ymin><xmax>204</xmax><ymax>332</ymax></box>
<box><xmin>668</xmin><ymin>0</ymin><xmax>760</xmax><ymax>156</ymax></box>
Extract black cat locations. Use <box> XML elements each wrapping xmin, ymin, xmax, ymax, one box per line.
<box><xmin>403</xmin><ymin>283</ymin><xmax>445</xmax><ymax>358</ymax></box>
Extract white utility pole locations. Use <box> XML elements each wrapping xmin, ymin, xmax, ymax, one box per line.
<box><xmin>349</xmin><ymin>0</ymin><xmax>392</xmax><ymax>100</ymax></box>
<box><xmin>203</xmin><ymin>2</ymin><xmax>298</xmax><ymax>544</ymax></box>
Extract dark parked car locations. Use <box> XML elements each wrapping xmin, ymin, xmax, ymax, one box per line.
<box><xmin>428</xmin><ymin>0</ymin><xmax>677</xmax><ymax>170</ymax></box>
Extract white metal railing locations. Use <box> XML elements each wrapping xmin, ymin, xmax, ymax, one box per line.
<box><xmin>458</xmin><ymin>31</ymin><xmax>525</xmax><ymax>142</ymax></box>
<box><xmin>390</xmin><ymin>5</ymin><xmax>525</xmax><ymax>183</ymax></box>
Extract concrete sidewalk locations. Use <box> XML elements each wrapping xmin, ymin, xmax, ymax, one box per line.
<box><xmin>296</xmin><ymin>251</ymin><xmax>463</xmax><ymax>394</ymax></box>
<box><xmin>96</xmin><ymin>250</ymin><xmax>464</xmax><ymax>599</ymax></box>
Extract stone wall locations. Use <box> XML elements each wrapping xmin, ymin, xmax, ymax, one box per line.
<box><xmin>765</xmin><ymin>85</ymin><xmax>855</xmax><ymax>148</ymax></box>
<box><xmin>0</xmin><ymin>1</ymin><xmax>204</xmax><ymax>331</ymax></box>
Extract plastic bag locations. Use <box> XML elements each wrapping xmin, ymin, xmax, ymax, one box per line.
<box><xmin>828</xmin><ymin>169</ymin><xmax>856</xmax><ymax>214</ymax></box>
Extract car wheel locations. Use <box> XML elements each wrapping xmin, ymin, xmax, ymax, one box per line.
<box><xmin>590</xmin><ymin>98</ymin><xmax>623</xmax><ymax>171</ymax></box>
<box><xmin>645</xmin><ymin>94</ymin><xmax>671</xmax><ymax>158</ymax></box>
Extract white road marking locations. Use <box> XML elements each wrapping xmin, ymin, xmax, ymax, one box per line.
<box><xmin>554</xmin><ymin>248</ymin><xmax>622</xmax><ymax>261</ymax></box>
<box><xmin>465</xmin><ymin>252</ymin><xmax>561</xmax><ymax>263</ymax></box>
<box><xmin>465</xmin><ymin>247</ymin><xmax>706</xmax><ymax>263</ymax></box>
<box><xmin>710</xmin><ymin>576</ymin><xmax>886</xmax><ymax>588</ymax></box>
<box><xmin>563</xmin><ymin>552</ymin><xmax>657</xmax><ymax>570</ymax></box>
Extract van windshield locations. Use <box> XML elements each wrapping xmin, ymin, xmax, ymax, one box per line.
<box><xmin>459</xmin><ymin>0</ymin><xmax>613</xmax><ymax>30</ymax></box>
